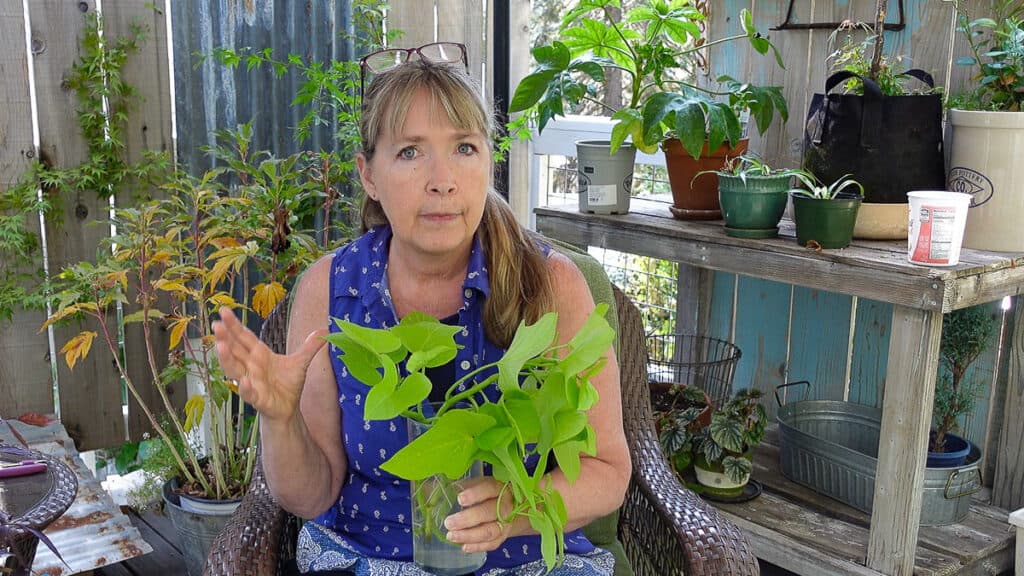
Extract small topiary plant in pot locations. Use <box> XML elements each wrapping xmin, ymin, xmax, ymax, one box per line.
<box><xmin>928</xmin><ymin>305</ymin><xmax>998</xmax><ymax>467</ymax></box>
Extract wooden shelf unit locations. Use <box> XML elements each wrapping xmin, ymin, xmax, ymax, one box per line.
<box><xmin>535</xmin><ymin>197</ymin><xmax>1024</xmax><ymax>576</ymax></box>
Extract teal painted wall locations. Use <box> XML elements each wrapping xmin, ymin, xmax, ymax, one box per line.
<box><xmin>704</xmin><ymin>274</ymin><xmax>1005</xmax><ymax>451</ymax></box>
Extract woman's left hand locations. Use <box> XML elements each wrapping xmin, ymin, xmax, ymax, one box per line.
<box><xmin>443</xmin><ymin>477</ymin><xmax>518</xmax><ymax>553</ymax></box>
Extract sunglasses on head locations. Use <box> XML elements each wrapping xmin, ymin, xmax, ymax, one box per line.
<box><xmin>359</xmin><ymin>42</ymin><xmax>469</xmax><ymax>96</ymax></box>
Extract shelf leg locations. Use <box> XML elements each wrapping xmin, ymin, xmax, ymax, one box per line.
<box><xmin>866</xmin><ymin>305</ymin><xmax>942</xmax><ymax>575</ymax></box>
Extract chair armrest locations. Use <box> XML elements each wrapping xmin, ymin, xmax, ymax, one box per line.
<box><xmin>204</xmin><ymin>461</ymin><xmax>293</xmax><ymax>576</ymax></box>
<box><xmin>620</xmin><ymin>424</ymin><xmax>759</xmax><ymax>576</ymax></box>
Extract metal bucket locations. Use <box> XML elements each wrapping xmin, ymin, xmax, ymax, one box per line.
<box><xmin>163</xmin><ymin>479</ymin><xmax>238</xmax><ymax>576</ymax></box>
<box><xmin>776</xmin><ymin>382</ymin><xmax>981</xmax><ymax>526</ymax></box>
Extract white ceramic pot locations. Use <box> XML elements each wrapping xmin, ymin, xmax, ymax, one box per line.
<box><xmin>694</xmin><ymin>463</ymin><xmax>750</xmax><ymax>492</ymax></box>
<box><xmin>947</xmin><ymin>109</ymin><xmax>1024</xmax><ymax>252</ymax></box>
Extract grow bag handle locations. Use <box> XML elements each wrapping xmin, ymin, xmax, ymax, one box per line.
<box><xmin>944</xmin><ymin>465</ymin><xmax>983</xmax><ymax>500</ymax></box>
<box><xmin>814</xmin><ymin>69</ymin><xmax>936</xmax><ymax>148</ymax></box>
<box><xmin>774</xmin><ymin>380</ymin><xmax>811</xmax><ymax>407</ymax></box>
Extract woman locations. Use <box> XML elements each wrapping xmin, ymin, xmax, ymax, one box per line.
<box><xmin>213</xmin><ymin>55</ymin><xmax>630</xmax><ymax>575</ymax></box>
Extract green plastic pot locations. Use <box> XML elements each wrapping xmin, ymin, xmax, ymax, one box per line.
<box><xmin>718</xmin><ymin>174</ymin><xmax>791</xmax><ymax>237</ymax></box>
<box><xmin>791</xmin><ymin>194</ymin><xmax>862</xmax><ymax>249</ymax></box>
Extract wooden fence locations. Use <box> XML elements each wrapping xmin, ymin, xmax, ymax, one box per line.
<box><xmin>0</xmin><ymin>0</ymin><xmax>174</xmax><ymax>451</ymax></box>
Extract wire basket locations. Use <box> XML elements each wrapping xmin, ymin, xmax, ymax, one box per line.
<box><xmin>646</xmin><ymin>334</ymin><xmax>742</xmax><ymax>410</ymax></box>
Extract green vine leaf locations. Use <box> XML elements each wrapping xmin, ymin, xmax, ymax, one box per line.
<box><xmin>323</xmin><ymin>332</ymin><xmax>387</xmax><ymax>388</ymax></box>
<box><xmin>382</xmin><ymin>410</ymin><xmax>496</xmax><ymax>481</ymax></box>
<box><xmin>497</xmin><ymin>312</ymin><xmax>558</xmax><ymax>392</ymax></box>
<box><xmin>560</xmin><ymin>303</ymin><xmax>614</xmax><ymax>378</ymax></box>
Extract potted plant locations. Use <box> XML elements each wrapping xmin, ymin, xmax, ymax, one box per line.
<box><xmin>653</xmin><ymin>384</ymin><xmax>712</xmax><ymax>475</ymax></box>
<box><xmin>928</xmin><ymin>305</ymin><xmax>998</xmax><ymax>467</ymax></box>
<box><xmin>946</xmin><ymin>0</ymin><xmax>1024</xmax><ymax>252</ymax></box>
<box><xmin>691</xmin><ymin>388</ymin><xmax>767</xmax><ymax>497</ymax></box>
<box><xmin>702</xmin><ymin>154</ymin><xmax>797</xmax><ymax>239</ymax></box>
<box><xmin>787</xmin><ymin>171</ymin><xmax>865</xmax><ymax>249</ymax></box>
<box><xmin>802</xmin><ymin>21</ymin><xmax>945</xmax><ymax>240</ymax></box>
<box><xmin>42</xmin><ymin>139</ymin><xmax>341</xmax><ymax>575</ymax></box>
<box><xmin>509</xmin><ymin>0</ymin><xmax>788</xmax><ymax>219</ymax></box>
<box><xmin>327</xmin><ymin>303</ymin><xmax>616</xmax><ymax>572</ymax></box>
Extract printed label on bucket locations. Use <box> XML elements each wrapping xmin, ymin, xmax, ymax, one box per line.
<box><xmin>911</xmin><ymin>205</ymin><xmax>957</xmax><ymax>264</ymax></box>
<box><xmin>587</xmin><ymin>184</ymin><xmax>617</xmax><ymax>206</ymax></box>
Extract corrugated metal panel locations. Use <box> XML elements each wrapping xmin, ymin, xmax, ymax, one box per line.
<box><xmin>170</xmin><ymin>0</ymin><xmax>354</xmax><ymax>175</ymax></box>
<box><xmin>0</xmin><ymin>420</ymin><xmax>151</xmax><ymax>575</ymax></box>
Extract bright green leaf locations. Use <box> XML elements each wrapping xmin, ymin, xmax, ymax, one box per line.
<box><xmin>382</xmin><ymin>410</ymin><xmax>495</xmax><ymax>480</ymax></box>
<box><xmin>497</xmin><ymin>313</ymin><xmax>557</xmax><ymax>392</ymax></box>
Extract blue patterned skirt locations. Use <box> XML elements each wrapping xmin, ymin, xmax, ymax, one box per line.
<box><xmin>296</xmin><ymin>522</ymin><xmax>615</xmax><ymax>576</ymax></box>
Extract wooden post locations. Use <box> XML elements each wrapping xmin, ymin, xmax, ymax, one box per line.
<box><xmin>1008</xmin><ymin>508</ymin><xmax>1024</xmax><ymax>576</ymax></box>
<box><xmin>506</xmin><ymin>0</ymin><xmax>531</xmax><ymax>226</ymax></box>
<box><xmin>29</xmin><ymin>0</ymin><xmax>125</xmax><ymax>450</ymax></box>
<box><xmin>993</xmin><ymin>297</ymin><xmax>1024</xmax><ymax>510</ymax></box>
<box><xmin>103</xmin><ymin>0</ymin><xmax>181</xmax><ymax>441</ymax></box>
<box><xmin>867</xmin><ymin>305</ymin><xmax>943</xmax><ymax>575</ymax></box>
<box><xmin>0</xmin><ymin>3</ymin><xmax>56</xmax><ymax>418</ymax></box>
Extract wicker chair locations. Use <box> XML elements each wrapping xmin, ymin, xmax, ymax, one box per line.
<box><xmin>204</xmin><ymin>285</ymin><xmax>758</xmax><ymax>576</ymax></box>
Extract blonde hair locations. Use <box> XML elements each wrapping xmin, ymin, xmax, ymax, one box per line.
<box><xmin>359</xmin><ymin>60</ymin><xmax>553</xmax><ymax>348</ymax></box>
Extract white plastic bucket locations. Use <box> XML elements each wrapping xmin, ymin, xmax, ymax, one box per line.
<box><xmin>907</xmin><ymin>191</ymin><xmax>972</xmax><ymax>266</ymax></box>
<box><xmin>576</xmin><ymin>140</ymin><xmax>636</xmax><ymax>214</ymax></box>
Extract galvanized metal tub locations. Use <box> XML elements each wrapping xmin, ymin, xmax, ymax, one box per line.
<box><xmin>776</xmin><ymin>389</ymin><xmax>981</xmax><ymax>526</ymax></box>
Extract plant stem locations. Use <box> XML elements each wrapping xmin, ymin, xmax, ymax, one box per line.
<box><xmin>870</xmin><ymin>0</ymin><xmax>887</xmax><ymax>81</ymax></box>
<box><xmin>92</xmin><ymin>294</ymin><xmax>196</xmax><ymax>486</ymax></box>
<box><xmin>137</xmin><ymin>247</ymin><xmax>213</xmax><ymax>495</ymax></box>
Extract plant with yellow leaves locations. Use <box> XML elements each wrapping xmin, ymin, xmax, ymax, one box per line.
<box><xmin>44</xmin><ymin>143</ymin><xmax>352</xmax><ymax>500</ymax></box>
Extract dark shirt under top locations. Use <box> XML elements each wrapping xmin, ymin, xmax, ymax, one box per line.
<box><xmin>425</xmin><ymin>313</ymin><xmax>460</xmax><ymax>403</ymax></box>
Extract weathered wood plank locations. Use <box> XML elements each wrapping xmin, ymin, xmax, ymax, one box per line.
<box><xmin>716</xmin><ymin>490</ymin><xmax>959</xmax><ymax>576</ymax></box>
<box><xmin>788</xmin><ymin>288</ymin><xmax>853</xmax><ymax>401</ymax></box>
<box><xmin>0</xmin><ymin>4</ymin><xmax>32</xmax><ymax>186</ymax></box>
<box><xmin>124</xmin><ymin>507</ymin><xmax>183</xmax><ymax>574</ymax></box>
<box><xmin>437</xmin><ymin>0</ymin><xmax>484</xmax><ymax>87</ymax></box>
<box><xmin>0</xmin><ymin>2</ymin><xmax>55</xmax><ymax>418</ymax></box>
<box><xmin>733</xmin><ymin>276</ymin><xmax>791</xmax><ymax>420</ymax></box>
<box><xmin>535</xmin><ymin>199</ymin><xmax>1024</xmax><ymax>312</ymax></box>
<box><xmin>103</xmin><ymin>0</ymin><xmax>182</xmax><ymax>443</ymax></box>
<box><xmin>867</xmin><ymin>305</ymin><xmax>943</xmax><ymax>575</ymax></box>
<box><xmin>707</xmin><ymin>271</ymin><xmax>735</xmax><ymax>344</ymax></box>
<box><xmin>388</xmin><ymin>0</ymin><xmax>435</xmax><ymax>48</ymax></box>
<box><xmin>992</xmin><ymin>297</ymin><xmax>1024</xmax><ymax>510</ymax></box>
<box><xmin>675</xmin><ymin>264</ymin><xmax>710</xmax><ymax>335</ymax></box>
<box><xmin>506</xmin><ymin>0</ymin><xmax>531</xmax><ymax>224</ymax></box>
<box><xmin>708</xmin><ymin>0</ymin><xmax>802</xmax><ymax>167</ymax></box>
<box><xmin>849</xmin><ymin>298</ymin><xmax>893</xmax><ymax>408</ymax></box>
<box><xmin>890</xmin><ymin>0</ymin><xmax>958</xmax><ymax>85</ymax></box>
<box><xmin>30</xmin><ymin>0</ymin><xmax>125</xmax><ymax>450</ymax></box>
<box><xmin>982</xmin><ymin>301</ymin><xmax>1012</xmax><ymax>484</ymax></box>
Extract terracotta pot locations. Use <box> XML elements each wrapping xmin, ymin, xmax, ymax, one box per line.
<box><xmin>663</xmin><ymin>138</ymin><xmax>749</xmax><ymax>220</ymax></box>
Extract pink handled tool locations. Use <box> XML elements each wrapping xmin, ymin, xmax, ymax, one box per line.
<box><xmin>0</xmin><ymin>459</ymin><xmax>48</xmax><ymax>478</ymax></box>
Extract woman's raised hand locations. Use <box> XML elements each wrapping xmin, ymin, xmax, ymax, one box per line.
<box><xmin>212</xmin><ymin>307</ymin><xmax>327</xmax><ymax>423</ymax></box>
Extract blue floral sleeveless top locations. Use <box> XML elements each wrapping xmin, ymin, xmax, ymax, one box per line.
<box><xmin>296</xmin><ymin>225</ymin><xmax>612</xmax><ymax>575</ymax></box>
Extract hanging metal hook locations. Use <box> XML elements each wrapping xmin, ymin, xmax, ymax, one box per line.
<box><xmin>771</xmin><ymin>0</ymin><xmax>906</xmax><ymax>31</ymax></box>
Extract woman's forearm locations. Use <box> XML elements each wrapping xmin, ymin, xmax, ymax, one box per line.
<box><xmin>260</xmin><ymin>413</ymin><xmax>345</xmax><ymax>519</ymax></box>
